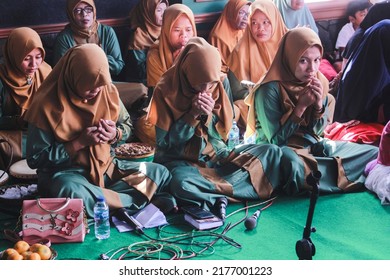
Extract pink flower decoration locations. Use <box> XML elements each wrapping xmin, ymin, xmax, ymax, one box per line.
<box><xmin>61</xmin><ymin>222</ymin><xmax>74</xmax><ymax>236</ymax></box>
<box><xmin>66</xmin><ymin>209</ymin><xmax>79</xmax><ymax>222</ymax></box>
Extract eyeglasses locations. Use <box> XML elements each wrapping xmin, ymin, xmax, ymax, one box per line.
<box><xmin>74</xmin><ymin>6</ymin><xmax>93</xmax><ymax>16</ymax></box>
<box><xmin>238</xmin><ymin>10</ymin><xmax>249</xmax><ymax>18</ymax></box>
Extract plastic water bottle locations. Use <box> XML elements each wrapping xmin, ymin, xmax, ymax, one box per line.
<box><xmin>94</xmin><ymin>196</ymin><xmax>110</xmax><ymax>240</ymax></box>
<box><xmin>228</xmin><ymin>121</ymin><xmax>240</xmax><ymax>150</ymax></box>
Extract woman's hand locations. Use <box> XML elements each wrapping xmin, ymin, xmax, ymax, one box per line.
<box><xmin>71</xmin><ymin>126</ymin><xmax>101</xmax><ymax>151</ymax></box>
<box><xmin>308</xmin><ymin>77</ymin><xmax>323</xmax><ymax>110</ymax></box>
<box><xmin>294</xmin><ymin>78</ymin><xmax>323</xmax><ymax>117</ymax></box>
<box><xmin>97</xmin><ymin>119</ymin><xmax>117</xmax><ymax>143</ymax></box>
<box><xmin>189</xmin><ymin>92</ymin><xmax>215</xmax><ymax>119</ymax></box>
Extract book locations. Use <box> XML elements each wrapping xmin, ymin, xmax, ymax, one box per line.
<box><xmin>184</xmin><ymin>213</ymin><xmax>223</xmax><ymax>230</ymax></box>
<box><xmin>112</xmin><ymin>203</ymin><xmax>168</xmax><ymax>232</ymax></box>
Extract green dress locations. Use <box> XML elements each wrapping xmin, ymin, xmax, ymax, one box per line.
<box><xmin>53</xmin><ymin>24</ymin><xmax>125</xmax><ymax>77</ymax></box>
<box><xmin>253</xmin><ymin>81</ymin><xmax>379</xmax><ymax>194</ymax></box>
<box><xmin>154</xmin><ymin>112</ymin><xmax>287</xmax><ymax>210</ymax></box>
<box><xmin>26</xmin><ymin>102</ymin><xmax>171</xmax><ymax>218</ymax></box>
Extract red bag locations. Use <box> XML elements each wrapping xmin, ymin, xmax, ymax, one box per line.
<box><xmin>21</xmin><ymin>198</ymin><xmax>88</xmax><ymax>244</ymax></box>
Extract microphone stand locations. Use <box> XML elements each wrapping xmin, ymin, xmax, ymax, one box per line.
<box><xmin>296</xmin><ymin>170</ymin><xmax>321</xmax><ymax>260</ymax></box>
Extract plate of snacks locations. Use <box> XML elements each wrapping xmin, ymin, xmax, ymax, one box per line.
<box><xmin>115</xmin><ymin>142</ymin><xmax>155</xmax><ymax>162</ymax></box>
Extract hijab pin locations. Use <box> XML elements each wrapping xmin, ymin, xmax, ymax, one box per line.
<box><xmin>82</xmin><ymin>99</ymin><xmax>88</xmax><ymax>104</ymax></box>
<box><xmin>26</xmin><ymin>75</ymin><xmax>33</xmax><ymax>85</ymax></box>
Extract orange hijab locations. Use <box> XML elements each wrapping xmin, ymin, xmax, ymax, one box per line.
<box><xmin>146</xmin><ymin>4</ymin><xmax>196</xmax><ymax>87</ymax></box>
<box><xmin>208</xmin><ymin>0</ymin><xmax>251</xmax><ymax>73</ymax></box>
<box><xmin>66</xmin><ymin>0</ymin><xmax>100</xmax><ymax>44</ymax></box>
<box><xmin>128</xmin><ymin>0</ymin><xmax>169</xmax><ymax>50</ymax></box>
<box><xmin>228</xmin><ymin>0</ymin><xmax>288</xmax><ymax>83</ymax></box>
<box><xmin>147</xmin><ymin>37</ymin><xmax>233</xmax><ymax>160</ymax></box>
<box><xmin>245</xmin><ymin>27</ymin><xmax>329</xmax><ymax>139</ymax></box>
<box><xmin>0</xmin><ymin>27</ymin><xmax>52</xmax><ymax>116</ymax></box>
<box><xmin>24</xmin><ymin>44</ymin><xmax>120</xmax><ymax>187</ymax></box>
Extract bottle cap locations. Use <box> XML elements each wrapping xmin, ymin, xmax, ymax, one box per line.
<box><xmin>97</xmin><ymin>196</ymin><xmax>105</xmax><ymax>202</ymax></box>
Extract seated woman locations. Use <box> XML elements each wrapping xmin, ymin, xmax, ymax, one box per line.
<box><xmin>227</xmin><ymin>0</ymin><xmax>288</xmax><ymax>134</ymax></box>
<box><xmin>139</xmin><ymin>4</ymin><xmax>234</xmax><ymax>146</ymax></box>
<box><xmin>53</xmin><ymin>0</ymin><xmax>124</xmax><ymax>79</ymax></box>
<box><xmin>147</xmin><ymin>37</ymin><xmax>291</xmax><ymax>210</ymax></box>
<box><xmin>124</xmin><ymin>0</ymin><xmax>169</xmax><ymax>85</ymax></box>
<box><xmin>0</xmin><ymin>27</ymin><xmax>52</xmax><ymax>171</ymax></box>
<box><xmin>335</xmin><ymin>19</ymin><xmax>390</xmax><ymax>124</ymax></box>
<box><xmin>208</xmin><ymin>0</ymin><xmax>251</xmax><ymax>74</ymax></box>
<box><xmin>274</xmin><ymin>0</ymin><xmax>318</xmax><ymax>33</ymax></box>
<box><xmin>146</xmin><ymin>3</ymin><xmax>196</xmax><ymax>88</ymax></box>
<box><xmin>246</xmin><ymin>27</ymin><xmax>378</xmax><ymax>194</ymax></box>
<box><xmin>24</xmin><ymin>44</ymin><xmax>173</xmax><ymax>218</ymax></box>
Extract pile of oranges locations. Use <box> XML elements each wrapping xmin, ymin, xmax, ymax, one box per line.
<box><xmin>1</xmin><ymin>240</ymin><xmax>52</xmax><ymax>260</ymax></box>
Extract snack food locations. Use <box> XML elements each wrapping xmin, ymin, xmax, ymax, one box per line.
<box><xmin>115</xmin><ymin>142</ymin><xmax>155</xmax><ymax>161</ymax></box>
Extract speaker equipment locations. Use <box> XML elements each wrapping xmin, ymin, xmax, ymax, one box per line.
<box><xmin>296</xmin><ymin>170</ymin><xmax>321</xmax><ymax>260</ymax></box>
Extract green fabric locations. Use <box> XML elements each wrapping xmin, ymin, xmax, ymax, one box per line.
<box><xmin>254</xmin><ymin>81</ymin><xmax>329</xmax><ymax>146</ymax></box>
<box><xmin>53</xmin><ymin>24</ymin><xmax>125</xmax><ymax>76</ymax></box>
<box><xmin>1</xmin><ymin>190</ymin><xmax>389</xmax><ymax>260</ymax></box>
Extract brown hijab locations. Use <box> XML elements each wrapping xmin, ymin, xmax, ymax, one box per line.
<box><xmin>208</xmin><ymin>0</ymin><xmax>251</xmax><ymax>73</ymax></box>
<box><xmin>245</xmin><ymin>27</ymin><xmax>329</xmax><ymax>139</ymax></box>
<box><xmin>228</xmin><ymin>0</ymin><xmax>288</xmax><ymax>83</ymax></box>
<box><xmin>128</xmin><ymin>0</ymin><xmax>169</xmax><ymax>50</ymax></box>
<box><xmin>146</xmin><ymin>4</ymin><xmax>197</xmax><ymax>87</ymax></box>
<box><xmin>66</xmin><ymin>0</ymin><xmax>100</xmax><ymax>44</ymax></box>
<box><xmin>147</xmin><ymin>37</ymin><xmax>233</xmax><ymax>160</ymax></box>
<box><xmin>0</xmin><ymin>27</ymin><xmax>52</xmax><ymax>116</ymax></box>
<box><xmin>24</xmin><ymin>44</ymin><xmax>120</xmax><ymax>187</ymax></box>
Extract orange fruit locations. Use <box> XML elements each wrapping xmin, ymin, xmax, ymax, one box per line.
<box><xmin>14</xmin><ymin>240</ymin><xmax>30</xmax><ymax>254</ymax></box>
<box><xmin>27</xmin><ymin>252</ymin><xmax>42</xmax><ymax>260</ymax></box>
<box><xmin>34</xmin><ymin>244</ymin><xmax>51</xmax><ymax>260</ymax></box>
<box><xmin>2</xmin><ymin>248</ymin><xmax>19</xmax><ymax>260</ymax></box>
<box><xmin>29</xmin><ymin>243</ymin><xmax>43</xmax><ymax>252</ymax></box>
<box><xmin>7</xmin><ymin>252</ymin><xmax>23</xmax><ymax>260</ymax></box>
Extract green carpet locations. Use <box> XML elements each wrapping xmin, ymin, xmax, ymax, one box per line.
<box><xmin>1</xmin><ymin>190</ymin><xmax>389</xmax><ymax>260</ymax></box>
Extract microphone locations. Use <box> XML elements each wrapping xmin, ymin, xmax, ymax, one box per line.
<box><xmin>215</xmin><ymin>197</ymin><xmax>228</xmax><ymax>220</ymax></box>
<box><xmin>115</xmin><ymin>208</ymin><xmax>144</xmax><ymax>234</ymax></box>
<box><xmin>244</xmin><ymin>209</ymin><xmax>262</xmax><ymax>230</ymax></box>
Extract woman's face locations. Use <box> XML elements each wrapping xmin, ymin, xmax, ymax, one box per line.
<box><xmin>78</xmin><ymin>86</ymin><xmax>103</xmax><ymax>102</ymax></box>
<box><xmin>250</xmin><ymin>10</ymin><xmax>272</xmax><ymax>43</ymax></box>
<box><xmin>73</xmin><ymin>2</ymin><xmax>94</xmax><ymax>29</ymax></box>
<box><xmin>235</xmin><ymin>4</ymin><xmax>250</xmax><ymax>30</ymax></box>
<box><xmin>169</xmin><ymin>15</ymin><xmax>194</xmax><ymax>50</ymax></box>
<box><xmin>294</xmin><ymin>46</ymin><xmax>322</xmax><ymax>83</ymax></box>
<box><xmin>20</xmin><ymin>48</ymin><xmax>43</xmax><ymax>76</ymax></box>
<box><xmin>290</xmin><ymin>0</ymin><xmax>305</xmax><ymax>10</ymax></box>
<box><xmin>155</xmin><ymin>2</ymin><xmax>168</xmax><ymax>26</ymax></box>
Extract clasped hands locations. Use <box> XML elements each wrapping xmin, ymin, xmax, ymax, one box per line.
<box><xmin>294</xmin><ymin>77</ymin><xmax>324</xmax><ymax>118</ymax></box>
<box><xmin>73</xmin><ymin>119</ymin><xmax>117</xmax><ymax>151</ymax></box>
<box><xmin>189</xmin><ymin>91</ymin><xmax>215</xmax><ymax>119</ymax></box>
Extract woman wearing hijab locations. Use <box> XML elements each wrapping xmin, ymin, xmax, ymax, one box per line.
<box><xmin>273</xmin><ymin>0</ymin><xmax>318</xmax><ymax>33</ymax></box>
<box><xmin>53</xmin><ymin>0</ymin><xmax>124</xmax><ymax>78</ymax></box>
<box><xmin>0</xmin><ymin>27</ymin><xmax>52</xmax><ymax>171</ymax></box>
<box><xmin>246</xmin><ymin>27</ymin><xmax>378</xmax><ymax>194</ymax></box>
<box><xmin>124</xmin><ymin>0</ymin><xmax>169</xmax><ymax>85</ymax></box>
<box><xmin>335</xmin><ymin>19</ymin><xmax>390</xmax><ymax>125</ymax></box>
<box><xmin>24</xmin><ymin>44</ymin><xmax>172</xmax><ymax>218</ymax></box>
<box><xmin>147</xmin><ymin>37</ymin><xmax>288</xmax><ymax>210</ymax></box>
<box><xmin>208</xmin><ymin>0</ymin><xmax>252</xmax><ymax>74</ymax></box>
<box><xmin>227</xmin><ymin>0</ymin><xmax>288</xmax><ymax>134</ymax></box>
<box><xmin>146</xmin><ymin>4</ymin><xmax>196</xmax><ymax>88</ymax></box>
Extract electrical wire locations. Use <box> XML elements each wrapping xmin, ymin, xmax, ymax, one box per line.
<box><xmin>100</xmin><ymin>197</ymin><xmax>277</xmax><ymax>260</ymax></box>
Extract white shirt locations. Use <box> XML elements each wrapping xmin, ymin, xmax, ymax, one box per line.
<box><xmin>335</xmin><ymin>22</ymin><xmax>355</xmax><ymax>49</ymax></box>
